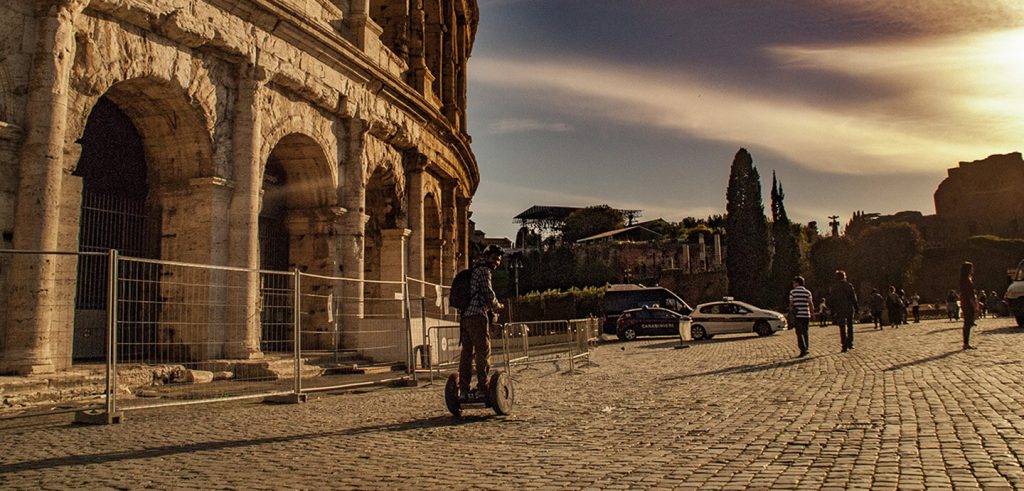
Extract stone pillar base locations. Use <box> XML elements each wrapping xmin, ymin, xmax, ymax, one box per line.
<box><xmin>0</xmin><ymin>361</ymin><xmax>56</xmax><ymax>376</ymax></box>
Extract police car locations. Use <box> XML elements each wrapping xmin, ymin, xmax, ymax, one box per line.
<box><xmin>615</xmin><ymin>306</ymin><xmax>685</xmax><ymax>341</ymax></box>
<box><xmin>689</xmin><ymin>298</ymin><xmax>787</xmax><ymax>340</ymax></box>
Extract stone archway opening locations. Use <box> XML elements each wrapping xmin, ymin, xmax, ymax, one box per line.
<box><xmin>423</xmin><ymin>193</ymin><xmax>442</xmax><ymax>286</ymax></box>
<box><xmin>364</xmin><ymin>166</ymin><xmax>404</xmax><ymax>315</ymax></box>
<box><xmin>71</xmin><ymin>96</ymin><xmax>157</xmax><ymax>361</ymax></box>
<box><xmin>259</xmin><ymin>133</ymin><xmax>337</xmax><ymax>352</ymax></box>
<box><xmin>70</xmin><ymin>78</ymin><xmax>215</xmax><ymax>363</ymax></box>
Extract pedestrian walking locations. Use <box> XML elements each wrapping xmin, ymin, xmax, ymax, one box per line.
<box><xmin>789</xmin><ymin>276</ymin><xmax>814</xmax><ymax>357</ymax></box>
<box><xmin>960</xmin><ymin>261</ymin><xmax>978</xmax><ymax>350</ymax></box>
<box><xmin>817</xmin><ymin>297</ymin><xmax>829</xmax><ymax>327</ymax></box>
<box><xmin>870</xmin><ymin>289</ymin><xmax>885</xmax><ymax>329</ymax></box>
<box><xmin>457</xmin><ymin>244</ymin><xmax>505</xmax><ymax>399</ymax></box>
<box><xmin>987</xmin><ymin>290</ymin><xmax>1000</xmax><ymax>317</ymax></box>
<box><xmin>886</xmin><ymin>286</ymin><xmax>903</xmax><ymax>328</ymax></box>
<box><xmin>910</xmin><ymin>292</ymin><xmax>921</xmax><ymax>323</ymax></box>
<box><xmin>978</xmin><ymin>290</ymin><xmax>988</xmax><ymax>318</ymax></box>
<box><xmin>946</xmin><ymin>290</ymin><xmax>959</xmax><ymax>321</ymax></box>
<box><xmin>898</xmin><ymin>289</ymin><xmax>910</xmax><ymax>324</ymax></box>
<box><xmin>829</xmin><ymin>270</ymin><xmax>858</xmax><ymax>352</ymax></box>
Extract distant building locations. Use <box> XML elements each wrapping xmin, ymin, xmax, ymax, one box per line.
<box><xmin>934</xmin><ymin>152</ymin><xmax>1024</xmax><ymax>239</ymax></box>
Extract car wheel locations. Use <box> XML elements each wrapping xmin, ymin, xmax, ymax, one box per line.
<box><xmin>618</xmin><ymin>326</ymin><xmax>638</xmax><ymax>341</ymax></box>
<box><xmin>691</xmin><ymin>324</ymin><xmax>707</xmax><ymax>340</ymax></box>
<box><xmin>755</xmin><ymin>321</ymin><xmax>773</xmax><ymax>337</ymax></box>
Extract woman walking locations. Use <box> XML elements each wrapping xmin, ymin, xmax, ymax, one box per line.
<box><xmin>960</xmin><ymin>261</ymin><xmax>979</xmax><ymax>350</ymax></box>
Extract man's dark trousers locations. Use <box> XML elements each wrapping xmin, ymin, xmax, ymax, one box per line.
<box><xmin>458</xmin><ymin>314</ymin><xmax>490</xmax><ymax>391</ymax></box>
<box><xmin>794</xmin><ymin>317</ymin><xmax>810</xmax><ymax>355</ymax></box>
<box><xmin>836</xmin><ymin>314</ymin><xmax>854</xmax><ymax>350</ymax></box>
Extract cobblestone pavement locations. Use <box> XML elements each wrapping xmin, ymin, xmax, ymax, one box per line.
<box><xmin>2</xmin><ymin>317</ymin><xmax>1024</xmax><ymax>489</ymax></box>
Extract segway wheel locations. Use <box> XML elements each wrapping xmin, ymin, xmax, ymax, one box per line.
<box><xmin>488</xmin><ymin>371</ymin><xmax>515</xmax><ymax>415</ymax></box>
<box><xmin>444</xmin><ymin>373</ymin><xmax>462</xmax><ymax>417</ymax></box>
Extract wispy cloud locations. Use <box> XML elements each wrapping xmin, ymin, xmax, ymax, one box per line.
<box><xmin>486</xmin><ymin>118</ymin><xmax>573</xmax><ymax>134</ymax></box>
<box><xmin>471</xmin><ymin>28</ymin><xmax>1024</xmax><ymax>175</ymax></box>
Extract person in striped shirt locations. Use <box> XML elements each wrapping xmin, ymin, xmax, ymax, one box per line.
<box><xmin>789</xmin><ymin>276</ymin><xmax>815</xmax><ymax>357</ymax></box>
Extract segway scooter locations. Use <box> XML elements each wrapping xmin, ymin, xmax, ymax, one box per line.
<box><xmin>443</xmin><ymin>322</ymin><xmax>517</xmax><ymax>417</ymax></box>
<box><xmin>444</xmin><ymin>370</ymin><xmax>514</xmax><ymax>416</ymax></box>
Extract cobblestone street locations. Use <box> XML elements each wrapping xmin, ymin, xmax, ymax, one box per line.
<box><xmin>2</xmin><ymin>317</ymin><xmax>1024</xmax><ymax>489</ymax></box>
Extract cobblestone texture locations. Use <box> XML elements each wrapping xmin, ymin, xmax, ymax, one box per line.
<box><xmin>2</xmin><ymin>317</ymin><xmax>1024</xmax><ymax>489</ymax></box>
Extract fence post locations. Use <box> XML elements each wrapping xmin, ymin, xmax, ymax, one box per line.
<box><xmin>420</xmin><ymin>296</ymin><xmax>428</xmax><ymax>372</ymax></box>
<box><xmin>293</xmin><ymin>268</ymin><xmax>302</xmax><ymax>396</ymax></box>
<box><xmin>402</xmin><ymin>274</ymin><xmax>416</xmax><ymax>385</ymax></box>
<box><xmin>76</xmin><ymin>249</ymin><xmax>123</xmax><ymax>424</ymax></box>
<box><xmin>567</xmin><ymin>320</ymin><xmax>575</xmax><ymax>372</ymax></box>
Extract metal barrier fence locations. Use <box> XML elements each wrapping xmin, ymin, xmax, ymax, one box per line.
<box><xmin>422</xmin><ymin>317</ymin><xmax>600</xmax><ymax>383</ymax></box>
<box><xmin>0</xmin><ymin>251</ymin><xmax>598</xmax><ymax>422</ymax></box>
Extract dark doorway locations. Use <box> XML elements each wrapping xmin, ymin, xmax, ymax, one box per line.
<box><xmin>73</xmin><ymin>96</ymin><xmax>160</xmax><ymax>361</ymax></box>
<box><xmin>259</xmin><ymin>159</ymin><xmax>293</xmax><ymax>352</ymax></box>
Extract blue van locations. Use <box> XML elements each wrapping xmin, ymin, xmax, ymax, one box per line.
<box><xmin>601</xmin><ymin>284</ymin><xmax>692</xmax><ymax>335</ymax></box>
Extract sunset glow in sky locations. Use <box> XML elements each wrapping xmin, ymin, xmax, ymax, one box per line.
<box><xmin>466</xmin><ymin>1</ymin><xmax>1024</xmax><ymax>239</ymax></box>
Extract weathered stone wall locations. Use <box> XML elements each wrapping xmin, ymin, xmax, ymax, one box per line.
<box><xmin>0</xmin><ymin>0</ymin><xmax>480</xmax><ymax>373</ymax></box>
<box><xmin>934</xmin><ymin>152</ymin><xmax>1024</xmax><ymax>239</ymax></box>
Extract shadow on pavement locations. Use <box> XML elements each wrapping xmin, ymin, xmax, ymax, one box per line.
<box><xmin>883</xmin><ymin>350</ymin><xmax>960</xmax><ymax>372</ymax></box>
<box><xmin>0</xmin><ymin>414</ymin><xmax>496</xmax><ymax>474</ymax></box>
<box><xmin>661</xmin><ymin>357</ymin><xmax>810</xmax><ymax>382</ymax></box>
<box><xmin>637</xmin><ymin>340</ymin><xmax>685</xmax><ymax>350</ymax></box>
<box><xmin>981</xmin><ymin>325</ymin><xmax>1023</xmax><ymax>336</ymax></box>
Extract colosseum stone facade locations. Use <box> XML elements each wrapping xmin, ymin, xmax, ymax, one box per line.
<box><xmin>0</xmin><ymin>0</ymin><xmax>480</xmax><ymax>374</ymax></box>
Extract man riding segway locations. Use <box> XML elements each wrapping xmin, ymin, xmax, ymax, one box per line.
<box><xmin>444</xmin><ymin>244</ymin><xmax>514</xmax><ymax>416</ymax></box>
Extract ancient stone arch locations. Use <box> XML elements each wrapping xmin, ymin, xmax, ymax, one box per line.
<box><xmin>423</xmin><ymin>191</ymin><xmax>442</xmax><ymax>285</ymax></box>
<box><xmin>0</xmin><ymin>0</ymin><xmax>480</xmax><ymax>374</ymax></box>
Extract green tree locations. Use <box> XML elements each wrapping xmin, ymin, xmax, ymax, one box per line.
<box><xmin>561</xmin><ymin>205</ymin><xmax>625</xmax><ymax>243</ymax></box>
<box><xmin>856</xmin><ymin>222</ymin><xmax>924</xmax><ymax>290</ymax></box>
<box><xmin>725</xmin><ymin>148</ymin><xmax>771</xmax><ymax>305</ymax></box>
<box><xmin>767</xmin><ymin>172</ymin><xmax>801</xmax><ymax>308</ymax></box>
<box><xmin>808</xmin><ymin>236</ymin><xmax>856</xmax><ymax>293</ymax></box>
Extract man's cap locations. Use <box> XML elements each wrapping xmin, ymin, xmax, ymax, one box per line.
<box><xmin>483</xmin><ymin>244</ymin><xmax>505</xmax><ymax>257</ymax></box>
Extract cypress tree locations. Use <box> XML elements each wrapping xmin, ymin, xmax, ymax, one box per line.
<box><xmin>768</xmin><ymin>172</ymin><xmax>802</xmax><ymax>308</ymax></box>
<box><xmin>725</xmin><ymin>149</ymin><xmax>771</xmax><ymax>305</ymax></box>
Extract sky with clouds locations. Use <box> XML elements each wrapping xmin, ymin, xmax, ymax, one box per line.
<box><xmin>465</xmin><ymin>0</ymin><xmax>1024</xmax><ymax>239</ymax></box>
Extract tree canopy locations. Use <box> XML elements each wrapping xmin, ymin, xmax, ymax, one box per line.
<box><xmin>725</xmin><ymin>148</ymin><xmax>771</xmax><ymax>305</ymax></box>
<box><xmin>768</xmin><ymin>172</ymin><xmax>801</xmax><ymax>308</ymax></box>
<box><xmin>561</xmin><ymin>205</ymin><xmax>625</xmax><ymax>243</ymax></box>
<box><xmin>856</xmin><ymin>222</ymin><xmax>924</xmax><ymax>289</ymax></box>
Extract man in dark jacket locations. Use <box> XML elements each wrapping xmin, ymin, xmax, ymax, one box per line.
<box><xmin>869</xmin><ymin>289</ymin><xmax>885</xmax><ymax>329</ymax></box>
<box><xmin>829</xmin><ymin>270</ymin><xmax>858</xmax><ymax>352</ymax></box>
<box><xmin>887</xmin><ymin>286</ymin><xmax>904</xmax><ymax>328</ymax></box>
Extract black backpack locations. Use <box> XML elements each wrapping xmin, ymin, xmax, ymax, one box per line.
<box><xmin>449</xmin><ymin>268</ymin><xmax>473</xmax><ymax>311</ymax></box>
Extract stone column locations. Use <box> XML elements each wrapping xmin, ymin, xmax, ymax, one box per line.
<box><xmin>286</xmin><ymin>206</ymin><xmax>345</xmax><ymax>351</ymax></box>
<box><xmin>456</xmin><ymin>196</ymin><xmax>470</xmax><ymax>270</ymax></box>
<box><xmin>441</xmin><ymin>9</ymin><xmax>458</xmax><ymax>125</ymax></box>
<box><xmin>2</xmin><ymin>0</ymin><xmax>87</xmax><ymax>374</ymax></box>
<box><xmin>379</xmin><ymin>228</ymin><xmax>410</xmax><ymax>317</ymax></box>
<box><xmin>404</xmin><ymin>153</ymin><xmax>426</xmax><ymax>297</ymax></box>
<box><xmin>714</xmin><ymin>233</ymin><xmax>722</xmax><ymax>269</ymax></box>
<box><xmin>698</xmin><ymin>234</ymin><xmax>707</xmax><ymax>272</ymax></box>
<box><xmin>156</xmin><ymin>177</ymin><xmax>234</xmax><ymax>361</ymax></box>
<box><xmin>225</xmin><ymin>66</ymin><xmax>265</xmax><ymax>359</ymax></box>
<box><xmin>440</xmin><ymin>180</ymin><xmax>457</xmax><ymax>280</ymax></box>
<box><xmin>340</xmin><ymin>118</ymin><xmax>369</xmax><ymax>320</ymax></box>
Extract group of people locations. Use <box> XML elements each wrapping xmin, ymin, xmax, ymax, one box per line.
<box><xmin>815</xmin><ymin>285</ymin><xmax>919</xmax><ymax>329</ymax></box>
<box><xmin>789</xmin><ymin>270</ymin><xmax>859</xmax><ymax>357</ymax></box>
<box><xmin>945</xmin><ymin>288</ymin><xmax>1002</xmax><ymax>321</ymax></box>
<box><xmin>788</xmin><ymin>261</ymin><xmax>987</xmax><ymax>356</ymax></box>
